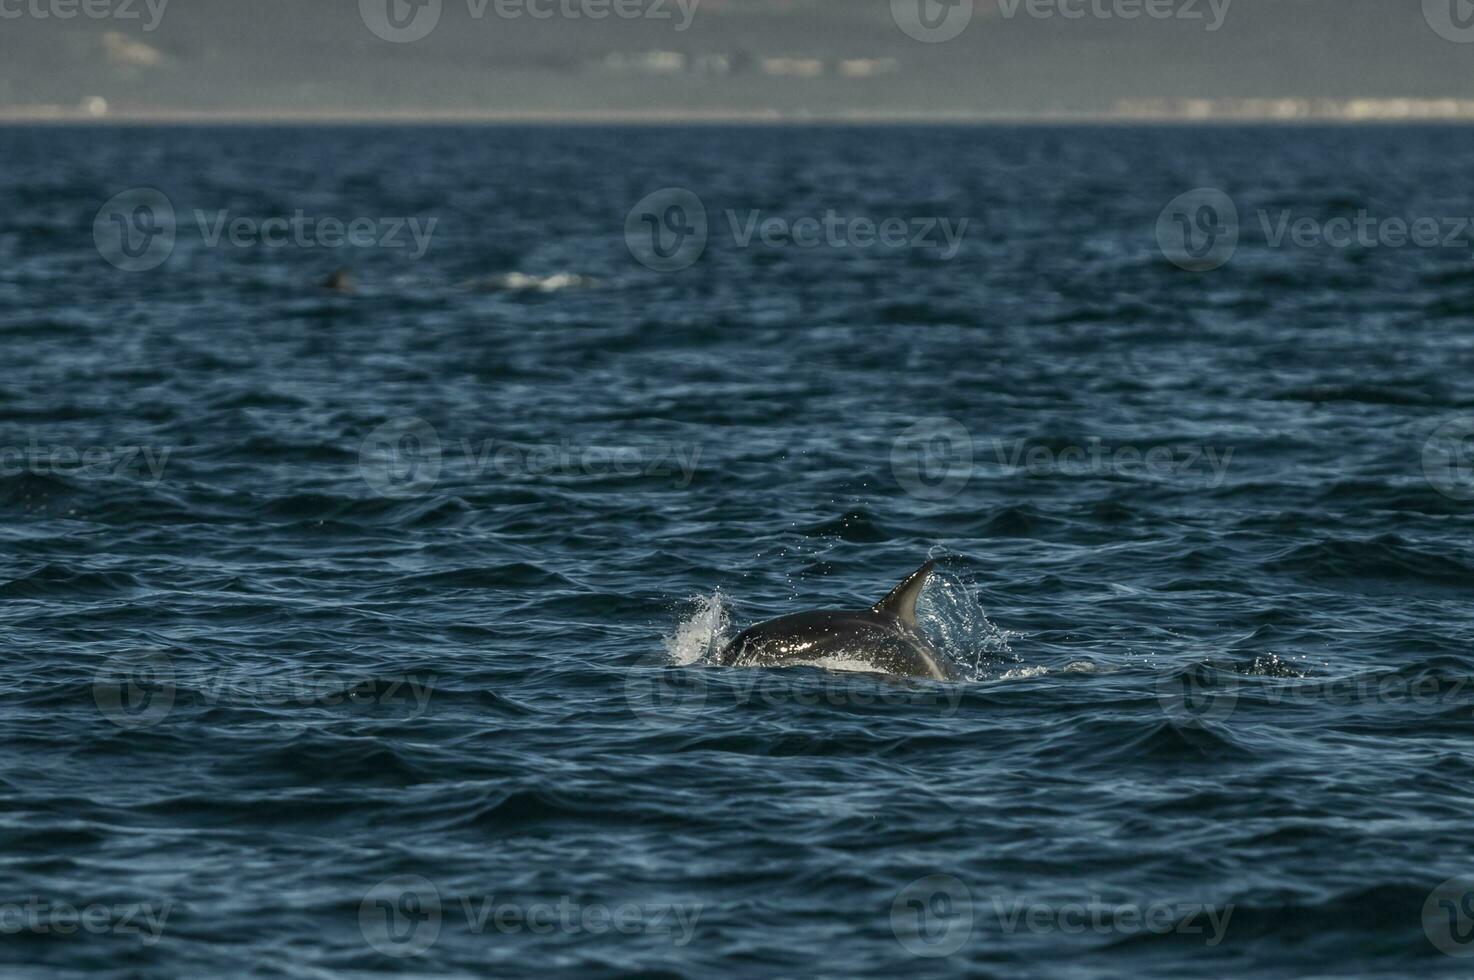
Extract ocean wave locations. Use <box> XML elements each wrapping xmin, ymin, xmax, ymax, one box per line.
<box><xmin>0</xmin><ymin>563</ymin><xmax>144</xmax><ymax>598</ymax></box>
<box><xmin>1268</xmin><ymin>384</ymin><xmax>1447</xmax><ymax>407</ymax></box>
<box><xmin>1267</xmin><ymin>535</ymin><xmax>1474</xmax><ymax>587</ymax></box>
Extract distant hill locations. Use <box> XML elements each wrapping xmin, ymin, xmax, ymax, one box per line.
<box><xmin>1</xmin><ymin>0</ymin><xmax>1471</xmax><ymax>120</ymax></box>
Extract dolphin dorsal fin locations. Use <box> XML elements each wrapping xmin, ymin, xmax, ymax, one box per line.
<box><xmin>871</xmin><ymin>560</ymin><xmax>935</xmax><ymax>625</ymax></box>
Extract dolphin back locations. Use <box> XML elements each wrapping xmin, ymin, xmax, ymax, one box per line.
<box><xmin>715</xmin><ymin>560</ymin><xmax>955</xmax><ymax>680</ymax></box>
<box><xmin>870</xmin><ymin>560</ymin><xmax>935</xmax><ymax>626</ymax></box>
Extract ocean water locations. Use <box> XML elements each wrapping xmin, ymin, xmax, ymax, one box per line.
<box><xmin>3</xmin><ymin>124</ymin><xmax>1474</xmax><ymax>978</ymax></box>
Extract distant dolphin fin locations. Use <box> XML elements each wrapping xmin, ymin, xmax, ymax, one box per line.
<box><xmin>871</xmin><ymin>560</ymin><xmax>935</xmax><ymax>626</ymax></box>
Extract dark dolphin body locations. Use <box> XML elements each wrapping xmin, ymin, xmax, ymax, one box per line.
<box><xmin>716</xmin><ymin>561</ymin><xmax>957</xmax><ymax>680</ymax></box>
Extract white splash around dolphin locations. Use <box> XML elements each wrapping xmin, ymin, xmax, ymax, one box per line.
<box><xmin>664</xmin><ymin>561</ymin><xmax>1018</xmax><ymax>681</ymax></box>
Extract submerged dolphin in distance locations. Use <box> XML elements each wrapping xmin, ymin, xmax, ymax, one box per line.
<box><xmin>321</xmin><ymin>267</ymin><xmax>353</xmax><ymax>293</ymax></box>
<box><xmin>716</xmin><ymin>561</ymin><xmax>958</xmax><ymax>680</ymax></box>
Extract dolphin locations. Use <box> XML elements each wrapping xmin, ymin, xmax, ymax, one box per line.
<box><xmin>321</xmin><ymin>267</ymin><xmax>353</xmax><ymax>293</ymax></box>
<box><xmin>715</xmin><ymin>561</ymin><xmax>957</xmax><ymax>680</ymax></box>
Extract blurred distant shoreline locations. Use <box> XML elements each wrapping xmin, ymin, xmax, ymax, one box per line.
<box><xmin>9</xmin><ymin>98</ymin><xmax>1474</xmax><ymax>125</ymax></box>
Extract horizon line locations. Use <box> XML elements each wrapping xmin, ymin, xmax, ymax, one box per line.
<box><xmin>6</xmin><ymin>107</ymin><xmax>1474</xmax><ymax>126</ymax></box>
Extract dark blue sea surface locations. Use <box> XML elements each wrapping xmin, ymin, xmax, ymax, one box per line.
<box><xmin>2</xmin><ymin>124</ymin><xmax>1474</xmax><ymax>978</ymax></box>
